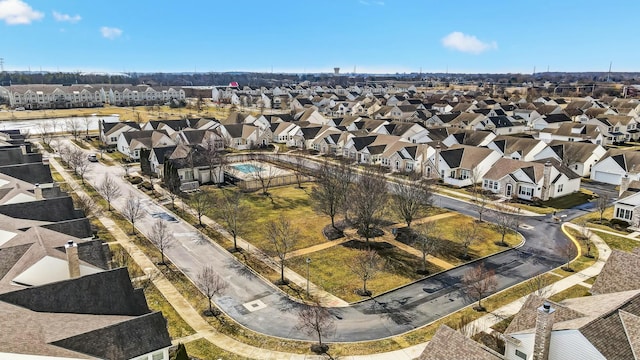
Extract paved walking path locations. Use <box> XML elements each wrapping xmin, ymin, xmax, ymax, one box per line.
<box><xmin>286</xmin><ymin>212</ymin><xmax>458</xmax><ymax>270</ymax></box>
<box><xmin>463</xmin><ymin>222</ymin><xmax>611</xmax><ymax>336</ymax></box>
<box><xmin>588</xmin><ymin>227</ymin><xmax>640</xmax><ymax>241</ymax></box>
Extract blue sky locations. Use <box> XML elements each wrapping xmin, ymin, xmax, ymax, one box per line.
<box><xmin>0</xmin><ymin>0</ymin><xmax>638</xmax><ymax>74</ymax></box>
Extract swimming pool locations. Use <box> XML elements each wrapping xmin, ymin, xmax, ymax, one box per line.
<box><xmin>232</xmin><ymin>164</ymin><xmax>263</xmax><ymax>174</ymax></box>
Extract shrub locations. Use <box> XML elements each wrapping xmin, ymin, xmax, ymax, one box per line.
<box><xmin>610</xmin><ymin>218</ymin><xmax>630</xmax><ymax>229</ymax></box>
<box><xmin>128</xmin><ymin>176</ymin><xmax>143</xmax><ymax>185</ymax></box>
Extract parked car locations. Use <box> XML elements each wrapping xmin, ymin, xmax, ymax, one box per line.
<box><xmin>87</xmin><ymin>154</ymin><xmax>98</xmax><ymax>162</ymax></box>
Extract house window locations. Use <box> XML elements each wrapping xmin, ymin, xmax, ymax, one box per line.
<box><xmin>110</xmin><ymin>137</ymin><xmax>117</xmax><ymax>142</ymax></box>
<box><xmin>152</xmin><ymin>352</ymin><xmax>165</xmax><ymax>360</ymax></box>
<box><xmin>616</xmin><ymin>207</ymin><xmax>633</xmax><ymax>221</ymax></box>
<box><xmin>515</xmin><ymin>349</ymin><xmax>527</xmax><ymax>360</ymax></box>
<box><xmin>558</xmin><ymin>184</ymin><xmax>563</xmax><ymax>193</ymax></box>
<box><xmin>518</xmin><ymin>186</ymin><xmax>534</xmax><ymax>197</ymax></box>
<box><xmin>483</xmin><ymin>180</ymin><xmax>499</xmax><ymax>191</ymax></box>
<box><xmin>460</xmin><ymin>169</ymin><xmax>471</xmax><ymax>180</ymax></box>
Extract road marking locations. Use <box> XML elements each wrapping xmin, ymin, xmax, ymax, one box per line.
<box><xmin>519</xmin><ymin>224</ymin><xmax>534</xmax><ymax>230</ymax></box>
<box><xmin>242</xmin><ymin>299</ymin><xmax>267</xmax><ymax>312</ymax></box>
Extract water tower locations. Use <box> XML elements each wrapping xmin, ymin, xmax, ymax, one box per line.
<box><xmin>334</xmin><ymin>67</ymin><xmax>340</xmax><ymax>75</ymax></box>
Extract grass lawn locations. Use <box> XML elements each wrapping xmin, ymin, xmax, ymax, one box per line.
<box><xmin>184</xmin><ymin>339</ymin><xmax>249</xmax><ymax>360</ymax></box>
<box><xmin>202</xmin><ymin>185</ymin><xmax>331</xmax><ymax>252</ymax></box>
<box><xmin>428</xmin><ymin>214</ymin><xmax>520</xmax><ymax>266</ymax></box>
<box><xmin>548</xmin><ymin>284</ymin><xmax>591</xmax><ymax>302</ymax></box>
<box><xmin>288</xmin><ymin>240</ymin><xmax>440</xmax><ymax>302</ymax></box>
<box><xmin>559</xmin><ymin>228</ymin><xmax>599</xmax><ymax>276</ymax></box>
<box><xmin>591</xmin><ymin>230</ymin><xmax>640</xmax><ymax>253</ymax></box>
<box><xmin>144</xmin><ymin>283</ymin><xmax>196</xmax><ymax>339</ymax></box>
<box><xmin>571</xmin><ymin>207</ymin><xmax>632</xmax><ymax>235</ymax></box>
<box><xmin>542</xmin><ymin>191</ymin><xmax>594</xmax><ymax>209</ymax></box>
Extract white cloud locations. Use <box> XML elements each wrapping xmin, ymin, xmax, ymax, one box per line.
<box><xmin>0</xmin><ymin>0</ymin><xmax>43</xmax><ymax>25</ymax></box>
<box><xmin>52</xmin><ymin>11</ymin><xmax>81</xmax><ymax>23</ymax></box>
<box><xmin>100</xmin><ymin>26</ymin><xmax>122</xmax><ymax>40</ymax></box>
<box><xmin>441</xmin><ymin>31</ymin><xmax>497</xmax><ymax>54</ymax></box>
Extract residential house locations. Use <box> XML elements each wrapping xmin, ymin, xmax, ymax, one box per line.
<box><xmin>163</xmin><ymin>144</ymin><xmax>224</xmax><ymax>186</ymax></box>
<box><xmin>442</xmin><ymin>129</ymin><xmax>496</xmax><ymax>148</ymax></box>
<box><xmin>310</xmin><ymin>127</ymin><xmax>342</xmax><ymax>155</ymax></box>
<box><xmin>436</xmin><ymin>144</ymin><xmax>502</xmax><ymax>187</ymax></box>
<box><xmin>372</xmin><ymin>121</ymin><xmax>431</xmax><ymax>144</ymax></box>
<box><xmin>99</xmin><ymin>120</ymin><xmax>141</xmax><ymax>146</ymax></box>
<box><xmin>380</xmin><ymin>143</ymin><xmax>434</xmax><ymax>175</ymax></box>
<box><xmin>218</xmin><ymin>123</ymin><xmax>263</xmax><ymax>150</ymax></box>
<box><xmin>533</xmin><ymin>140</ymin><xmax>606</xmax><ymax>177</ymax></box>
<box><xmin>475</xmin><ymin>116</ymin><xmax>527</xmax><ymax>135</ymax></box>
<box><xmin>538</xmin><ymin>123</ymin><xmax>606</xmax><ymax>145</ymax></box>
<box><xmin>590</xmin><ymin>247</ymin><xmax>640</xmax><ymax>295</ymax></box>
<box><xmin>117</xmin><ymin>130</ymin><xmax>175</xmax><ymax>160</ymax></box>
<box><xmin>417</xmin><ymin>325</ymin><xmax>500</xmax><ymax>360</ymax></box>
<box><xmin>270</xmin><ymin>122</ymin><xmax>301</xmax><ymax>147</ymax></box>
<box><xmin>590</xmin><ymin>149</ymin><xmax>640</xmax><ymax>184</ymax></box>
<box><xmin>487</xmin><ymin>135</ymin><xmax>548</xmax><ymax>162</ymax></box>
<box><xmin>502</xmin><ymin>291</ymin><xmax>640</xmax><ymax>360</ymax></box>
<box><xmin>481</xmin><ymin>158</ymin><xmax>580</xmax><ymax>201</ymax></box>
<box><xmin>531</xmin><ymin>113</ymin><xmax>572</xmax><ymax>130</ymax></box>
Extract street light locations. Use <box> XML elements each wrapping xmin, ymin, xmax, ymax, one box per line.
<box><xmin>306</xmin><ymin>257</ymin><xmax>311</xmax><ymax>297</ymax></box>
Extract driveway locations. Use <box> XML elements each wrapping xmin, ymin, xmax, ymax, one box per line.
<box><xmin>71</xmin><ymin>141</ymin><xmax>582</xmax><ymax>342</ymax></box>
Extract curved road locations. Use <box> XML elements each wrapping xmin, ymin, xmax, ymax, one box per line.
<box><xmin>74</xmin><ymin>142</ymin><xmax>591</xmax><ymax>342</ymax></box>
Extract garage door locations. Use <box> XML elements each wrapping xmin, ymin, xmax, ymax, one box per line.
<box><xmin>593</xmin><ymin>171</ymin><xmax>620</xmax><ymax>185</ymax></box>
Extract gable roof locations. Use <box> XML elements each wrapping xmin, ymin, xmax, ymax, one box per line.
<box><xmin>440</xmin><ymin>144</ymin><xmax>495</xmax><ymax>169</ymax></box>
<box><xmin>417</xmin><ymin>325</ymin><xmax>500</xmax><ymax>360</ymax></box>
<box><xmin>591</xmin><ymin>249</ymin><xmax>640</xmax><ymax>295</ymax></box>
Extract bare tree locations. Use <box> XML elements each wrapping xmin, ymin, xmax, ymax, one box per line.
<box><xmin>217</xmin><ymin>190</ymin><xmax>248</xmax><ymax>251</ymax></box>
<box><xmin>249</xmin><ymin>158</ymin><xmax>275</xmax><ymax>197</ymax></box>
<box><xmin>98</xmin><ymin>175</ymin><xmax>121</xmax><ymax>211</ymax></box>
<box><xmin>67</xmin><ymin>147</ymin><xmax>90</xmax><ymax>184</ymax></box>
<box><xmin>201</xmin><ymin>132</ymin><xmax>225</xmax><ymax>185</ymax></box>
<box><xmin>82</xmin><ymin>117</ymin><xmax>91</xmax><ymax>137</ymax></box>
<box><xmin>265</xmin><ymin>218</ymin><xmax>299</xmax><ymax>285</ymax></box>
<box><xmin>413</xmin><ymin>221</ymin><xmax>440</xmax><ymax>274</ymax></box>
<box><xmin>148</xmin><ymin>219</ymin><xmax>173</xmax><ymax>265</ymax></box>
<box><xmin>560</xmin><ymin>242</ymin><xmax>576</xmax><ymax>272</ymax></box>
<box><xmin>296</xmin><ymin>299</ymin><xmax>336</xmax><ymax>354</ymax></box>
<box><xmin>351</xmin><ymin>168</ymin><xmax>388</xmax><ymax>244</ymax></box>
<box><xmin>58</xmin><ymin>144</ymin><xmax>72</xmax><ymax>167</ymax></box>
<box><xmin>470</xmin><ymin>166</ymin><xmax>490</xmax><ymax>222</ymax></box>
<box><xmin>197</xmin><ymin>265</ymin><xmax>228</xmax><ymax>316</ymax></box>
<box><xmin>74</xmin><ymin>193</ymin><xmax>100</xmax><ymax>218</ymax></box>
<box><xmin>310</xmin><ymin>160</ymin><xmax>352</xmax><ymax>230</ymax></box>
<box><xmin>392</xmin><ymin>181</ymin><xmax>433</xmax><ymax>228</ymax></box>
<box><xmin>493</xmin><ymin>205</ymin><xmax>516</xmax><ymax>247</ymax></box>
<box><xmin>525</xmin><ymin>274</ymin><xmax>552</xmax><ymax>298</ymax></box>
<box><xmin>454</xmin><ymin>219</ymin><xmax>481</xmax><ymax>260</ymax></box>
<box><xmin>122</xmin><ymin>194</ymin><xmax>145</xmax><ymax>234</ymax></box>
<box><xmin>462</xmin><ymin>263</ymin><xmax>498</xmax><ymax>311</ymax></box>
<box><xmin>292</xmin><ymin>156</ymin><xmax>307</xmax><ymax>189</ymax></box>
<box><xmin>38</xmin><ymin>121</ymin><xmax>54</xmax><ymax>146</ymax></box>
<box><xmin>560</xmin><ymin>143</ymin><xmax>583</xmax><ymax>170</ymax></box>
<box><xmin>191</xmin><ymin>191</ymin><xmax>213</xmax><ymax>227</ymax></box>
<box><xmin>66</xmin><ymin>118</ymin><xmax>82</xmax><ymax>141</ymax></box>
<box><xmin>595</xmin><ymin>193</ymin><xmax>610</xmax><ymax>224</ymax></box>
<box><xmin>349</xmin><ymin>249</ymin><xmax>384</xmax><ymax>296</ymax></box>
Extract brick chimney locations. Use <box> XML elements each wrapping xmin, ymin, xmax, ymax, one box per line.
<box><xmin>532</xmin><ymin>301</ymin><xmax>555</xmax><ymax>360</ymax></box>
<box><xmin>65</xmin><ymin>240</ymin><xmax>81</xmax><ymax>279</ymax></box>
<box><xmin>620</xmin><ymin>173</ymin><xmax>631</xmax><ymax>197</ymax></box>
<box><xmin>33</xmin><ymin>183</ymin><xmax>43</xmax><ymax>200</ymax></box>
<box><xmin>541</xmin><ymin>161</ymin><xmax>552</xmax><ymax>201</ymax></box>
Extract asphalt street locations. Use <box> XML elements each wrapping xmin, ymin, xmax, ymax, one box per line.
<box><xmin>73</xmin><ymin>142</ymin><xmax>604</xmax><ymax>342</ymax></box>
